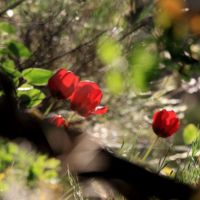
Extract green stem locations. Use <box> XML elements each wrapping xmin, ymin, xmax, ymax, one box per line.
<box><xmin>142</xmin><ymin>136</ymin><xmax>159</xmax><ymax>161</ymax></box>
<box><xmin>44</xmin><ymin>101</ymin><xmax>55</xmax><ymax>116</ymax></box>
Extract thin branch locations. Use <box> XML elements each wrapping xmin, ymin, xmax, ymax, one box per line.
<box><xmin>35</xmin><ymin>16</ymin><xmax>151</xmax><ymax>68</ymax></box>
<box><xmin>35</xmin><ymin>30</ymin><xmax>107</xmax><ymax>67</ymax></box>
<box><xmin>0</xmin><ymin>0</ymin><xmax>26</xmax><ymax>17</ymax></box>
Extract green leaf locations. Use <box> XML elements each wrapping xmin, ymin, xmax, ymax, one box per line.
<box><xmin>0</xmin><ymin>22</ymin><xmax>16</xmax><ymax>34</ymax></box>
<box><xmin>17</xmin><ymin>84</ymin><xmax>45</xmax><ymax>108</ymax></box>
<box><xmin>1</xmin><ymin>60</ymin><xmax>21</xmax><ymax>77</ymax></box>
<box><xmin>97</xmin><ymin>35</ymin><xmax>122</xmax><ymax>65</ymax></box>
<box><xmin>1</xmin><ymin>60</ymin><xmax>21</xmax><ymax>86</ymax></box>
<box><xmin>17</xmin><ymin>83</ymin><xmax>34</xmax><ymax>91</ymax></box>
<box><xmin>183</xmin><ymin>124</ymin><xmax>200</xmax><ymax>145</ymax></box>
<box><xmin>105</xmin><ymin>70</ymin><xmax>123</xmax><ymax>94</ymax></box>
<box><xmin>129</xmin><ymin>44</ymin><xmax>158</xmax><ymax>92</ymax></box>
<box><xmin>7</xmin><ymin>41</ymin><xmax>31</xmax><ymax>58</ymax></box>
<box><xmin>22</xmin><ymin>68</ymin><xmax>53</xmax><ymax>86</ymax></box>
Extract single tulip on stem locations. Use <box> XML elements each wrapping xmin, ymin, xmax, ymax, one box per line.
<box><xmin>142</xmin><ymin>109</ymin><xmax>180</xmax><ymax>161</ymax></box>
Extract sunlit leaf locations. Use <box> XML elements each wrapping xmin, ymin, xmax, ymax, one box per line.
<box><xmin>22</xmin><ymin>68</ymin><xmax>53</xmax><ymax>86</ymax></box>
<box><xmin>1</xmin><ymin>60</ymin><xmax>21</xmax><ymax>86</ymax></box>
<box><xmin>129</xmin><ymin>44</ymin><xmax>158</xmax><ymax>92</ymax></box>
<box><xmin>97</xmin><ymin>35</ymin><xmax>122</xmax><ymax>65</ymax></box>
<box><xmin>17</xmin><ymin>83</ymin><xmax>34</xmax><ymax>91</ymax></box>
<box><xmin>17</xmin><ymin>84</ymin><xmax>45</xmax><ymax>108</ymax></box>
<box><xmin>105</xmin><ymin>70</ymin><xmax>123</xmax><ymax>94</ymax></box>
<box><xmin>1</xmin><ymin>60</ymin><xmax>21</xmax><ymax>77</ymax></box>
<box><xmin>183</xmin><ymin>124</ymin><xmax>200</xmax><ymax>145</ymax></box>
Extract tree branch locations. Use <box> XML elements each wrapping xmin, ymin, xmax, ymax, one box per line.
<box><xmin>0</xmin><ymin>0</ymin><xmax>26</xmax><ymax>17</ymax></box>
<box><xmin>35</xmin><ymin>30</ymin><xmax>107</xmax><ymax>67</ymax></box>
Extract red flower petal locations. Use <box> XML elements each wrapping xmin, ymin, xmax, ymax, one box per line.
<box><xmin>167</xmin><ymin>118</ymin><xmax>180</xmax><ymax>136</ymax></box>
<box><xmin>50</xmin><ymin>115</ymin><xmax>65</xmax><ymax>127</ymax></box>
<box><xmin>70</xmin><ymin>81</ymin><xmax>107</xmax><ymax>117</ymax></box>
<box><xmin>48</xmin><ymin>68</ymin><xmax>79</xmax><ymax>99</ymax></box>
<box><xmin>94</xmin><ymin>106</ymin><xmax>108</xmax><ymax>115</ymax></box>
<box><xmin>59</xmin><ymin>72</ymin><xmax>79</xmax><ymax>99</ymax></box>
<box><xmin>152</xmin><ymin>109</ymin><xmax>180</xmax><ymax>138</ymax></box>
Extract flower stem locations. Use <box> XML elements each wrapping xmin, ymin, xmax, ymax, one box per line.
<box><xmin>44</xmin><ymin>101</ymin><xmax>55</xmax><ymax>116</ymax></box>
<box><xmin>142</xmin><ymin>136</ymin><xmax>159</xmax><ymax>161</ymax></box>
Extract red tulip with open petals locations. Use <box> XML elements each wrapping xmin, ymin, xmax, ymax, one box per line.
<box><xmin>50</xmin><ymin>114</ymin><xmax>66</xmax><ymax>127</ymax></box>
<box><xmin>152</xmin><ymin>109</ymin><xmax>180</xmax><ymax>138</ymax></box>
<box><xmin>69</xmin><ymin>81</ymin><xmax>107</xmax><ymax>117</ymax></box>
<box><xmin>48</xmin><ymin>68</ymin><xmax>79</xmax><ymax>99</ymax></box>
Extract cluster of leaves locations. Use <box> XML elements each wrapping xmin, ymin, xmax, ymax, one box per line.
<box><xmin>0</xmin><ymin>138</ymin><xmax>60</xmax><ymax>193</ymax></box>
<box><xmin>0</xmin><ymin>21</ymin><xmax>53</xmax><ymax>108</ymax></box>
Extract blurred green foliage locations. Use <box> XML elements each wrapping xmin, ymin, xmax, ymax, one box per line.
<box><xmin>28</xmin><ymin>155</ymin><xmax>60</xmax><ymax>183</ymax></box>
<box><xmin>0</xmin><ymin>139</ymin><xmax>60</xmax><ymax>193</ymax></box>
<box><xmin>183</xmin><ymin>124</ymin><xmax>200</xmax><ymax>145</ymax></box>
<box><xmin>0</xmin><ymin>22</ymin><xmax>16</xmax><ymax>34</ymax></box>
<box><xmin>97</xmin><ymin>35</ymin><xmax>122</xmax><ymax>65</ymax></box>
<box><xmin>129</xmin><ymin>44</ymin><xmax>158</xmax><ymax>92</ymax></box>
<box><xmin>105</xmin><ymin>70</ymin><xmax>123</xmax><ymax>94</ymax></box>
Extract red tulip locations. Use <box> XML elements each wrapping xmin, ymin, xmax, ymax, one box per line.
<box><xmin>152</xmin><ymin>109</ymin><xmax>180</xmax><ymax>138</ymax></box>
<box><xmin>50</xmin><ymin>114</ymin><xmax>66</xmax><ymax>127</ymax></box>
<box><xmin>69</xmin><ymin>81</ymin><xmax>107</xmax><ymax>117</ymax></box>
<box><xmin>48</xmin><ymin>68</ymin><xmax>79</xmax><ymax>99</ymax></box>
